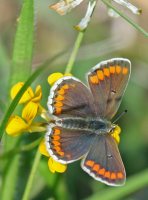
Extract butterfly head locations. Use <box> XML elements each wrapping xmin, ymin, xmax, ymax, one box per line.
<box><xmin>93</xmin><ymin>118</ymin><xmax>111</xmax><ymax>135</ymax></box>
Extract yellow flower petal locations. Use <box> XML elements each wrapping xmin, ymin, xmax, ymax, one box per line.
<box><xmin>32</xmin><ymin>85</ymin><xmax>42</xmax><ymax>102</ymax></box>
<box><xmin>48</xmin><ymin>157</ymin><xmax>67</xmax><ymax>173</ymax></box>
<box><xmin>39</xmin><ymin>139</ymin><xmax>50</xmax><ymax>157</ymax></box>
<box><xmin>111</xmin><ymin>125</ymin><xmax>121</xmax><ymax>144</ymax></box>
<box><xmin>48</xmin><ymin>72</ymin><xmax>72</xmax><ymax>86</ymax></box>
<box><xmin>6</xmin><ymin>115</ymin><xmax>28</xmax><ymax>136</ymax></box>
<box><xmin>48</xmin><ymin>73</ymin><xmax>63</xmax><ymax>85</ymax></box>
<box><xmin>22</xmin><ymin>101</ymin><xmax>38</xmax><ymax>123</ymax></box>
<box><xmin>10</xmin><ymin>82</ymin><xmax>34</xmax><ymax>104</ymax></box>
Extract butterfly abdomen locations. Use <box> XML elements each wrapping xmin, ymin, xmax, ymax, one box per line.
<box><xmin>56</xmin><ymin>118</ymin><xmax>111</xmax><ymax>133</ymax></box>
<box><xmin>56</xmin><ymin>118</ymin><xmax>89</xmax><ymax>130</ymax></box>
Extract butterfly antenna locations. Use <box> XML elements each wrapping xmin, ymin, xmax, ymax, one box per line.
<box><xmin>113</xmin><ymin>109</ymin><xmax>127</xmax><ymax>124</ymax></box>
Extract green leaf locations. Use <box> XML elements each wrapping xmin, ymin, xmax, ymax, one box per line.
<box><xmin>11</xmin><ymin>0</ymin><xmax>34</xmax><ymax>85</ymax></box>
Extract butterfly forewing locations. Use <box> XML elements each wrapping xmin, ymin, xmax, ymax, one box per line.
<box><xmin>87</xmin><ymin>58</ymin><xmax>131</xmax><ymax>119</ymax></box>
<box><xmin>48</xmin><ymin>76</ymin><xmax>96</xmax><ymax>118</ymax></box>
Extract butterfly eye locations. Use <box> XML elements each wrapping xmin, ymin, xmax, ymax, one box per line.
<box><xmin>109</xmin><ymin>129</ymin><xmax>114</xmax><ymax>133</ymax></box>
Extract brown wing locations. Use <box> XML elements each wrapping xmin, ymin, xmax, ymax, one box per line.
<box><xmin>81</xmin><ymin>134</ymin><xmax>126</xmax><ymax>186</ymax></box>
<box><xmin>87</xmin><ymin>58</ymin><xmax>131</xmax><ymax>120</ymax></box>
<box><xmin>45</xmin><ymin>125</ymin><xmax>95</xmax><ymax>164</ymax></box>
<box><xmin>48</xmin><ymin>76</ymin><xmax>96</xmax><ymax>118</ymax></box>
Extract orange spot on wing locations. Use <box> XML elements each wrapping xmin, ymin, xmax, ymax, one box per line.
<box><xmin>54</xmin><ymin>102</ymin><xmax>63</xmax><ymax>107</ymax></box>
<box><xmin>58</xmin><ymin>88</ymin><xmax>65</xmax><ymax>95</ymax></box>
<box><xmin>58</xmin><ymin>151</ymin><xmax>64</xmax><ymax>156</ymax></box>
<box><xmin>103</xmin><ymin>68</ymin><xmax>110</xmax><ymax>77</ymax></box>
<box><xmin>62</xmin><ymin>84</ymin><xmax>69</xmax><ymax>90</ymax></box>
<box><xmin>110</xmin><ymin>66</ymin><xmax>115</xmax><ymax>74</ymax></box>
<box><xmin>92</xmin><ymin>164</ymin><xmax>100</xmax><ymax>172</ymax></box>
<box><xmin>116</xmin><ymin>65</ymin><xmax>121</xmax><ymax>74</ymax></box>
<box><xmin>55</xmin><ymin>95</ymin><xmax>64</xmax><ymax>101</ymax></box>
<box><xmin>85</xmin><ymin>160</ymin><xmax>94</xmax><ymax>167</ymax></box>
<box><xmin>54</xmin><ymin>146</ymin><xmax>61</xmax><ymax>152</ymax></box>
<box><xmin>54</xmin><ymin>129</ymin><xmax>61</xmax><ymax>135</ymax></box>
<box><xmin>99</xmin><ymin>168</ymin><xmax>105</xmax><ymax>175</ymax></box>
<box><xmin>104</xmin><ymin>171</ymin><xmax>111</xmax><ymax>179</ymax></box>
<box><xmin>122</xmin><ymin>67</ymin><xmax>128</xmax><ymax>74</ymax></box>
<box><xmin>55</xmin><ymin>107</ymin><xmax>62</xmax><ymax>114</ymax></box>
<box><xmin>90</xmin><ymin>75</ymin><xmax>99</xmax><ymax>84</ymax></box>
<box><xmin>97</xmin><ymin>70</ymin><xmax>104</xmax><ymax>80</ymax></box>
<box><xmin>117</xmin><ymin>172</ymin><xmax>124</xmax><ymax>179</ymax></box>
<box><xmin>111</xmin><ymin>173</ymin><xmax>116</xmax><ymax>180</ymax></box>
<box><xmin>52</xmin><ymin>135</ymin><xmax>60</xmax><ymax>140</ymax></box>
<box><xmin>52</xmin><ymin>141</ymin><xmax>60</xmax><ymax>146</ymax></box>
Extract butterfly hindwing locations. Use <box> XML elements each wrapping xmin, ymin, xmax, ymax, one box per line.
<box><xmin>45</xmin><ymin>125</ymin><xmax>95</xmax><ymax>164</ymax></box>
<box><xmin>87</xmin><ymin>58</ymin><xmax>131</xmax><ymax>119</ymax></box>
<box><xmin>48</xmin><ymin>76</ymin><xmax>96</xmax><ymax>118</ymax></box>
<box><xmin>81</xmin><ymin>134</ymin><xmax>126</xmax><ymax>186</ymax></box>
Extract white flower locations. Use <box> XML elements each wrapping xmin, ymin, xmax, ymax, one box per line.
<box><xmin>50</xmin><ymin>0</ymin><xmax>84</xmax><ymax>15</ymax></box>
<box><xmin>112</xmin><ymin>0</ymin><xmax>142</xmax><ymax>15</ymax></box>
<box><xmin>75</xmin><ymin>1</ymin><xmax>96</xmax><ymax>32</ymax></box>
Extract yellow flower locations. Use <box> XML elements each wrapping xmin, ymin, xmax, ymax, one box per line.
<box><xmin>6</xmin><ymin>82</ymin><xmax>46</xmax><ymax>136</ymax></box>
<box><xmin>39</xmin><ymin>139</ymin><xmax>67</xmax><ymax>173</ymax></box>
<box><xmin>11</xmin><ymin>82</ymin><xmax>34</xmax><ymax>104</ymax></box>
<box><xmin>48</xmin><ymin>72</ymin><xmax>72</xmax><ymax>86</ymax></box>
<box><xmin>6</xmin><ymin>116</ymin><xmax>29</xmax><ymax>136</ymax></box>
<box><xmin>11</xmin><ymin>82</ymin><xmax>42</xmax><ymax>104</ymax></box>
<box><xmin>6</xmin><ymin>112</ymin><xmax>46</xmax><ymax>136</ymax></box>
<box><xmin>48</xmin><ymin>157</ymin><xmax>67</xmax><ymax>173</ymax></box>
<box><xmin>111</xmin><ymin>125</ymin><xmax>121</xmax><ymax>144</ymax></box>
<box><xmin>48</xmin><ymin>72</ymin><xmax>63</xmax><ymax>85</ymax></box>
<box><xmin>39</xmin><ymin>139</ymin><xmax>50</xmax><ymax>157</ymax></box>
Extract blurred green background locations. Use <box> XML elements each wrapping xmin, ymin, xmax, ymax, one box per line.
<box><xmin>0</xmin><ymin>0</ymin><xmax>148</xmax><ymax>200</ymax></box>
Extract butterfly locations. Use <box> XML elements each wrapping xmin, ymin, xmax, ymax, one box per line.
<box><xmin>45</xmin><ymin>58</ymin><xmax>131</xmax><ymax>186</ymax></box>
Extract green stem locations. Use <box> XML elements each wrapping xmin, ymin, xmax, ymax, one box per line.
<box><xmin>65</xmin><ymin>32</ymin><xmax>84</xmax><ymax>74</ymax></box>
<box><xmin>22</xmin><ymin>148</ymin><xmax>41</xmax><ymax>200</ymax></box>
<box><xmin>102</xmin><ymin>0</ymin><xmax>148</xmax><ymax>38</ymax></box>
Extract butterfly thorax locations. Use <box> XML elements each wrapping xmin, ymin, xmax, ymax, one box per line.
<box><xmin>56</xmin><ymin>117</ymin><xmax>112</xmax><ymax>134</ymax></box>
